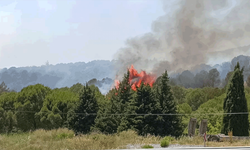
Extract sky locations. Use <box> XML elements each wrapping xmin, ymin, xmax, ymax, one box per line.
<box><xmin>0</xmin><ymin>0</ymin><xmax>165</xmax><ymax>69</ymax></box>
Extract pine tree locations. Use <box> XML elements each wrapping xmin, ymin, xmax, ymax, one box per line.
<box><xmin>132</xmin><ymin>83</ymin><xmax>159</xmax><ymax>136</ymax></box>
<box><xmin>117</xmin><ymin>71</ymin><xmax>132</xmax><ymax>112</ymax></box>
<box><xmin>115</xmin><ymin>70</ymin><xmax>134</xmax><ymax>132</ymax></box>
<box><xmin>154</xmin><ymin>70</ymin><xmax>183</xmax><ymax>137</ymax></box>
<box><xmin>221</xmin><ymin>62</ymin><xmax>249</xmax><ymax>136</ymax></box>
<box><xmin>94</xmin><ymin>71</ymin><xmax>133</xmax><ymax>133</ymax></box>
<box><xmin>67</xmin><ymin>84</ymin><xmax>98</xmax><ymax>134</ymax></box>
<box><xmin>93</xmin><ymin>89</ymin><xmax>120</xmax><ymax>134</ymax></box>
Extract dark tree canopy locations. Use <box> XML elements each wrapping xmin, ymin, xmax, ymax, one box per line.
<box><xmin>94</xmin><ymin>71</ymin><xmax>133</xmax><ymax>134</ymax></box>
<box><xmin>68</xmin><ymin>84</ymin><xmax>98</xmax><ymax>134</ymax></box>
<box><xmin>127</xmin><ymin>83</ymin><xmax>159</xmax><ymax>136</ymax></box>
<box><xmin>222</xmin><ymin>62</ymin><xmax>249</xmax><ymax>136</ymax></box>
<box><xmin>155</xmin><ymin>70</ymin><xmax>183</xmax><ymax>137</ymax></box>
<box><xmin>15</xmin><ymin>84</ymin><xmax>51</xmax><ymax>131</ymax></box>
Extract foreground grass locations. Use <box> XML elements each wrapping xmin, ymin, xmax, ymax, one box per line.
<box><xmin>0</xmin><ymin>129</ymin><xmax>250</xmax><ymax>150</ymax></box>
<box><xmin>0</xmin><ymin>128</ymin><xmax>160</xmax><ymax>150</ymax></box>
<box><xmin>172</xmin><ymin>136</ymin><xmax>250</xmax><ymax>147</ymax></box>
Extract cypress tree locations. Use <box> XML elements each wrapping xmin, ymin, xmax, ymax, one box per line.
<box><xmin>155</xmin><ymin>70</ymin><xmax>183</xmax><ymax>137</ymax></box>
<box><xmin>67</xmin><ymin>84</ymin><xmax>98</xmax><ymax>134</ymax></box>
<box><xmin>222</xmin><ymin>62</ymin><xmax>249</xmax><ymax>136</ymax></box>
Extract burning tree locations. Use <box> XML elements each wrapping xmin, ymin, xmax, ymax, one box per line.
<box><xmin>94</xmin><ymin>70</ymin><xmax>134</xmax><ymax>133</ymax></box>
<box><xmin>95</xmin><ymin>66</ymin><xmax>183</xmax><ymax>136</ymax></box>
<box><xmin>115</xmin><ymin>65</ymin><xmax>156</xmax><ymax>91</ymax></box>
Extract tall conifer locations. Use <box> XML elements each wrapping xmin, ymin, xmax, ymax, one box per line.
<box><xmin>94</xmin><ymin>71</ymin><xmax>133</xmax><ymax>133</ymax></box>
<box><xmin>155</xmin><ymin>70</ymin><xmax>183</xmax><ymax>137</ymax></box>
<box><xmin>222</xmin><ymin>62</ymin><xmax>249</xmax><ymax>136</ymax></box>
<box><xmin>132</xmin><ymin>83</ymin><xmax>159</xmax><ymax>135</ymax></box>
<box><xmin>67</xmin><ymin>84</ymin><xmax>98</xmax><ymax>134</ymax></box>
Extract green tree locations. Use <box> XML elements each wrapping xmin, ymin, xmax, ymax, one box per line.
<box><xmin>68</xmin><ymin>84</ymin><xmax>98</xmax><ymax>134</ymax></box>
<box><xmin>128</xmin><ymin>83</ymin><xmax>159</xmax><ymax>135</ymax></box>
<box><xmin>0</xmin><ymin>92</ymin><xmax>17</xmax><ymax>133</ymax></box>
<box><xmin>70</xmin><ymin>83</ymin><xmax>84</xmax><ymax>94</ymax></box>
<box><xmin>15</xmin><ymin>84</ymin><xmax>51</xmax><ymax>131</ymax></box>
<box><xmin>115</xmin><ymin>71</ymin><xmax>134</xmax><ymax>132</ymax></box>
<box><xmin>93</xmin><ymin>89</ymin><xmax>119</xmax><ymax>134</ymax></box>
<box><xmin>177</xmin><ymin>103</ymin><xmax>192</xmax><ymax>134</ymax></box>
<box><xmin>186</xmin><ymin>89</ymin><xmax>207</xmax><ymax>111</ymax></box>
<box><xmin>171</xmin><ymin>85</ymin><xmax>187</xmax><ymax>104</ymax></box>
<box><xmin>94</xmin><ymin>71</ymin><xmax>132</xmax><ymax>133</ymax></box>
<box><xmin>222</xmin><ymin>62</ymin><xmax>249</xmax><ymax>136</ymax></box>
<box><xmin>201</xmin><ymin>87</ymin><xmax>225</xmax><ymax>101</ymax></box>
<box><xmin>88</xmin><ymin>85</ymin><xmax>106</xmax><ymax>105</ymax></box>
<box><xmin>194</xmin><ymin>94</ymin><xmax>225</xmax><ymax>135</ymax></box>
<box><xmin>177</xmin><ymin>103</ymin><xmax>192</xmax><ymax>115</ymax></box>
<box><xmin>39</xmin><ymin>88</ymin><xmax>79</xmax><ymax>129</ymax></box>
<box><xmin>207</xmin><ymin>121</ymin><xmax>222</xmax><ymax>135</ymax></box>
<box><xmin>155</xmin><ymin>70</ymin><xmax>183</xmax><ymax>137</ymax></box>
<box><xmin>0</xmin><ymin>82</ymin><xmax>10</xmax><ymax>95</ymax></box>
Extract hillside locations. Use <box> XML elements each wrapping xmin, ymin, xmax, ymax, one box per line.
<box><xmin>0</xmin><ymin>60</ymin><xmax>115</xmax><ymax>93</ymax></box>
<box><xmin>0</xmin><ymin>55</ymin><xmax>250</xmax><ymax>93</ymax></box>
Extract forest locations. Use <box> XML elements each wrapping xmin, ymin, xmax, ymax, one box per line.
<box><xmin>0</xmin><ymin>61</ymin><xmax>250</xmax><ymax>137</ymax></box>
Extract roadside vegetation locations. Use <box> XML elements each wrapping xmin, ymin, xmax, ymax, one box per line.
<box><xmin>0</xmin><ymin>129</ymin><xmax>250</xmax><ymax>150</ymax></box>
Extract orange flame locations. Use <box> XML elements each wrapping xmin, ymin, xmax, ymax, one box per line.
<box><xmin>115</xmin><ymin>80</ymin><xmax>120</xmax><ymax>89</ymax></box>
<box><xmin>115</xmin><ymin>65</ymin><xmax>156</xmax><ymax>91</ymax></box>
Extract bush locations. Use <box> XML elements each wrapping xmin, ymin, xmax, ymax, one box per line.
<box><xmin>141</xmin><ymin>145</ymin><xmax>154</xmax><ymax>149</ymax></box>
<box><xmin>163</xmin><ymin>136</ymin><xmax>174</xmax><ymax>141</ymax></box>
<box><xmin>160</xmin><ymin>139</ymin><xmax>169</xmax><ymax>147</ymax></box>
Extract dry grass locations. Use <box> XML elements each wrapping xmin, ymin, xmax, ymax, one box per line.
<box><xmin>172</xmin><ymin>135</ymin><xmax>204</xmax><ymax>146</ymax></box>
<box><xmin>0</xmin><ymin>129</ymin><xmax>161</xmax><ymax>150</ymax></box>
<box><xmin>204</xmin><ymin>139</ymin><xmax>250</xmax><ymax>147</ymax></box>
<box><xmin>0</xmin><ymin>129</ymin><xmax>250</xmax><ymax>150</ymax></box>
<box><xmin>172</xmin><ymin>135</ymin><xmax>250</xmax><ymax>147</ymax></box>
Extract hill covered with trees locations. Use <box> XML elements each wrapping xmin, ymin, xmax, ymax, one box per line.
<box><xmin>1</xmin><ymin>55</ymin><xmax>250</xmax><ymax>94</ymax></box>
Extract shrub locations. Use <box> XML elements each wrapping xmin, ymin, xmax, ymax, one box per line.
<box><xmin>163</xmin><ymin>136</ymin><xmax>174</xmax><ymax>141</ymax></box>
<box><xmin>141</xmin><ymin>145</ymin><xmax>154</xmax><ymax>149</ymax></box>
<box><xmin>160</xmin><ymin>139</ymin><xmax>169</xmax><ymax>147</ymax></box>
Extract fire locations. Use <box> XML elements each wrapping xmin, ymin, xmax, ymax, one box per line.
<box><xmin>115</xmin><ymin>80</ymin><xmax>120</xmax><ymax>89</ymax></box>
<box><xmin>115</xmin><ymin>65</ymin><xmax>156</xmax><ymax>91</ymax></box>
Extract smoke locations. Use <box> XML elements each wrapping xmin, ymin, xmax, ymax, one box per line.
<box><xmin>113</xmin><ymin>0</ymin><xmax>250</xmax><ymax>77</ymax></box>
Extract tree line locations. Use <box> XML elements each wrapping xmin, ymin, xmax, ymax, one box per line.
<box><xmin>0</xmin><ymin>62</ymin><xmax>249</xmax><ymax>136</ymax></box>
<box><xmin>0</xmin><ymin>70</ymin><xmax>182</xmax><ymax>137</ymax></box>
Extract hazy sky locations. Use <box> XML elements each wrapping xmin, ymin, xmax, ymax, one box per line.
<box><xmin>0</xmin><ymin>0</ymin><xmax>164</xmax><ymax>69</ymax></box>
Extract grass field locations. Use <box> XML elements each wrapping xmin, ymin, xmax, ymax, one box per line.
<box><xmin>0</xmin><ymin>128</ymin><xmax>249</xmax><ymax>150</ymax></box>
